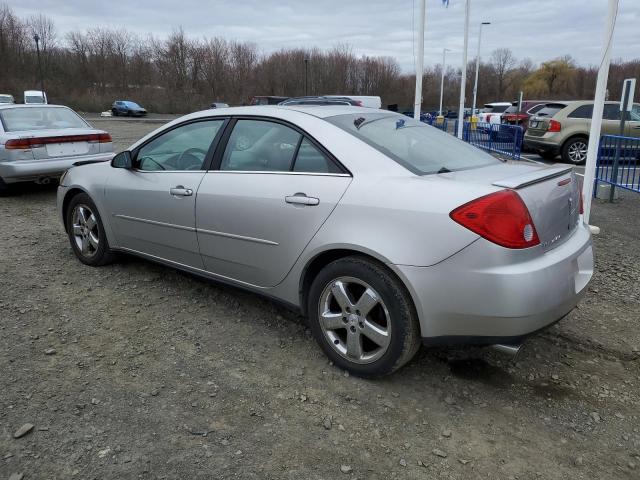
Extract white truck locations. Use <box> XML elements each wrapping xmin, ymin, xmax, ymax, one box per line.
<box><xmin>476</xmin><ymin>102</ymin><xmax>511</xmax><ymax>124</ymax></box>
<box><xmin>24</xmin><ymin>90</ymin><xmax>48</xmax><ymax>104</ymax></box>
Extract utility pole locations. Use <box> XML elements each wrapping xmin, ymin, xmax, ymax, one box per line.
<box><xmin>439</xmin><ymin>48</ymin><xmax>451</xmax><ymax>116</ymax></box>
<box><xmin>582</xmin><ymin>0</ymin><xmax>618</xmax><ymax>225</ymax></box>
<box><xmin>471</xmin><ymin>22</ymin><xmax>491</xmax><ymax>117</ymax></box>
<box><xmin>457</xmin><ymin>0</ymin><xmax>470</xmax><ymax>139</ymax></box>
<box><xmin>304</xmin><ymin>58</ymin><xmax>309</xmax><ymax>96</ymax></box>
<box><xmin>33</xmin><ymin>33</ymin><xmax>45</xmax><ymax>94</ymax></box>
<box><xmin>413</xmin><ymin>0</ymin><xmax>426</xmax><ymax>121</ymax></box>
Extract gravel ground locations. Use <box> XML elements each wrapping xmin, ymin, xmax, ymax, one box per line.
<box><xmin>1</xmin><ymin>119</ymin><xmax>639</xmax><ymax>480</ymax></box>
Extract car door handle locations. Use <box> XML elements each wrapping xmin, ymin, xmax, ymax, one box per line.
<box><xmin>170</xmin><ymin>186</ymin><xmax>193</xmax><ymax>197</ymax></box>
<box><xmin>285</xmin><ymin>193</ymin><xmax>319</xmax><ymax>206</ymax></box>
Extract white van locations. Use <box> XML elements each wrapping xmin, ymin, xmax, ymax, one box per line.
<box><xmin>24</xmin><ymin>90</ymin><xmax>48</xmax><ymax>104</ymax></box>
<box><xmin>324</xmin><ymin>95</ymin><xmax>382</xmax><ymax>109</ymax></box>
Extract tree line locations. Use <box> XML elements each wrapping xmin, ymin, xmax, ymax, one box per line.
<box><xmin>1</xmin><ymin>3</ymin><xmax>639</xmax><ymax>114</ymax></box>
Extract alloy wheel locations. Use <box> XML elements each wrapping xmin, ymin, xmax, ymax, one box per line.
<box><xmin>318</xmin><ymin>276</ymin><xmax>391</xmax><ymax>364</ymax></box>
<box><xmin>71</xmin><ymin>204</ymin><xmax>100</xmax><ymax>258</ymax></box>
<box><xmin>568</xmin><ymin>140</ymin><xmax>587</xmax><ymax>164</ymax></box>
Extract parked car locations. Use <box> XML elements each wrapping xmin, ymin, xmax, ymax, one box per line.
<box><xmin>0</xmin><ymin>104</ymin><xmax>113</xmax><ymax>193</ymax></box>
<box><xmin>279</xmin><ymin>96</ymin><xmax>362</xmax><ymax>106</ymax></box>
<box><xmin>477</xmin><ymin>102</ymin><xmax>511</xmax><ymax>124</ymax></box>
<box><xmin>24</xmin><ymin>90</ymin><xmax>47</xmax><ymax>104</ymax></box>
<box><xmin>209</xmin><ymin>102</ymin><xmax>229</xmax><ymax>109</ymax></box>
<box><xmin>0</xmin><ymin>94</ymin><xmax>15</xmax><ymax>104</ymax></box>
<box><xmin>401</xmin><ymin>111</ymin><xmax>432</xmax><ymax>123</ymax></box>
<box><xmin>249</xmin><ymin>96</ymin><xmax>289</xmax><ymax>105</ymax></box>
<box><xmin>501</xmin><ymin>100</ymin><xmax>549</xmax><ymax>132</ymax></box>
<box><xmin>524</xmin><ymin>100</ymin><xmax>640</xmax><ymax>164</ymax></box>
<box><xmin>111</xmin><ymin>100</ymin><xmax>147</xmax><ymax>117</ymax></box>
<box><xmin>57</xmin><ymin>105</ymin><xmax>592</xmax><ymax>377</ymax></box>
<box><xmin>323</xmin><ymin>95</ymin><xmax>382</xmax><ymax>109</ymax></box>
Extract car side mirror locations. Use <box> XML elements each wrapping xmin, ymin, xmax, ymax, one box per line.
<box><xmin>112</xmin><ymin>151</ymin><xmax>133</xmax><ymax>169</ymax></box>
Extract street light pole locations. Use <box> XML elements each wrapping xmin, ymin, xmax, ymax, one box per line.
<box><xmin>457</xmin><ymin>0</ymin><xmax>470</xmax><ymax>139</ymax></box>
<box><xmin>33</xmin><ymin>33</ymin><xmax>45</xmax><ymax>94</ymax></box>
<box><xmin>413</xmin><ymin>0</ymin><xmax>426</xmax><ymax>121</ymax></box>
<box><xmin>471</xmin><ymin>22</ymin><xmax>490</xmax><ymax>117</ymax></box>
<box><xmin>304</xmin><ymin>58</ymin><xmax>309</xmax><ymax>96</ymax></box>
<box><xmin>439</xmin><ymin>48</ymin><xmax>451</xmax><ymax>116</ymax></box>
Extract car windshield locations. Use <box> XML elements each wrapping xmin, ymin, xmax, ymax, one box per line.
<box><xmin>326</xmin><ymin>113</ymin><xmax>499</xmax><ymax>175</ymax></box>
<box><xmin>485</xmin><ymin>104</ymin><xmax>509</xmax><ymax>113</ymax></box>
<box><xmin>536</xmin><ymin>103</ymin><xmax>567</xmax><ymax>117</ymax></box>
<box><xmin>0</xmin><ymin>95</ymin><xmax>13</xmax><ymax>103</ymax></box>
<box><xmin>124</xmin><ymin>101</ymin><xmax>142</xmax><ymax>108</ymax></box>
<box><xmin>0</xmin><ymin>107</ymin><xmax>88</xmax><ymax>132</ymax></box>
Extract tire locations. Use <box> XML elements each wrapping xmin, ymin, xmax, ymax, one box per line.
<box><xmin>561</xmin><ymin>136</ymin><xmax>588</xmax><ymax>165</ymax></box>
<box><xmin>65</xmin><ymin>192</ymin><xmax>115</xmax><ymax>266</ymax></box>
<box><xmin>307</xmin><ymin>256</ymin><xmax>421</xmax><ymax>378</ymax></box>
<box><xmin>111</xmin><ymin>109</ymin><xmax>118</xmax><ymax>116</ymax></box>
<box><xmin>539</xmin><ymin>150</ymin><xmax>557</xmax><ymax>160</ymax></box>
<box><xmin>0</xmin><ymin>177</ymin><xmax>11</xmax><ymax>196</ymax></box>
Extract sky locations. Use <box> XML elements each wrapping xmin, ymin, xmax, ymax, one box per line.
<box><xmin>7</xmin><ymin>0</ymin><xmax>639</xmax><ymax>72</ymax></box>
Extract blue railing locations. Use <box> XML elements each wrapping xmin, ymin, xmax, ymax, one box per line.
<box><xmin>594</xmin><ymin>134</ymin><xmax>640</xmax><ymax>196</ymax></box>
<box><xmin>451</xmin><ymin>121</ymin><xmax>523</xmax><ymax>160</ymax></box>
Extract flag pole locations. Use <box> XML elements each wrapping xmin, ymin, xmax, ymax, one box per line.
<box><xmin>457</xmin><ymin>0</ymin><xmax>470</xmax><ymax>139</ymax></box>
<box><xmin>413</xmin><ymin>0</ymin><xmax>426</xmax><ymax>121</ymax></box>
<box><xmin>582</xmin><ymin>0</ymin><xmax>618</xmax><ymax>226</ymax></box>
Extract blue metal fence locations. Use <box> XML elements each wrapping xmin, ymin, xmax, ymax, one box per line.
<box><xmin>594</xmin><ymin>134</ymin><xmax>640</xmax><ymax>196</ymax></box>
<box><xmin>450</xmin><ymin>121</ymin><xmax>523</xmax><ymax>160</ymax></box>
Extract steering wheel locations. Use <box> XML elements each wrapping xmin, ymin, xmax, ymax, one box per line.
<box><xmin>177</xmin><ymin>147</ymin><xmax>208</xmax><ymax>170</ymax></box>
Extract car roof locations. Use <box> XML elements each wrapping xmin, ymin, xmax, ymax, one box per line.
<box><xmin>0</xmin><ymin>104</ymin><xmax>69</xmax><ymax>110</ymax></box>
<box><xmin>184</xmin><ymin>105</ymin><xmax>384</xmax><ymax>120</ymax></box>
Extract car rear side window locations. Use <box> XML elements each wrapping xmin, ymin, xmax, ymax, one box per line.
<box><xmin>568</xmin><ymin>105</ymin><xmax>593</xmax><ymax>119</ymax></box>
<box><xmin>327</xmin><ymin>113</ymin><xmax>498</xmax><ymax>175</ymax></box>
<box><xmin>221</xmin><ymin>120</ymin><xmax>301</xmax><ymax>172</ymax></box>
<box><xmin>535</xmin><ymin>104</ymin><xmax>567</xmax><ymax>117</ymax></box>
<box><xmin>292</xmin><ymin>138</ymin><xmax>342</xmax><ymax>174</ymax></box>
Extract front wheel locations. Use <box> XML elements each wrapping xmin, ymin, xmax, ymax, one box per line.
<box><xmin>307</xmin><ymin>256</ymin><xmax>421</xmax><ymax>377</ymax></box>
<box><xmin>66</xmin><ymin>193</ymin><xmax>115</xmax><ymax>266</ymax></box>
<box><xmin>562</xmin><ymin>137</ymin><xmax>588</xmax><ymax>164</ymax></box>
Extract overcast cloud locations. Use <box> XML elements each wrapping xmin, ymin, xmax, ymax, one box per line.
<box><xmin>7</xmin><ymin>0</ymin><xmax>639</xmax><ymax>72</ymax></box>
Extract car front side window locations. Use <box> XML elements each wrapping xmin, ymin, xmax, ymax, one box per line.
<box><xmin>135</xmin><ymin>120</ymin><xmax>224</xmax><ymax>171</ymax></box>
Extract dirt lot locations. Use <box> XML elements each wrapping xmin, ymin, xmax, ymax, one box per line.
<box><xmin>1</xmin><ymin>119</ymin><xmax>639</xmax><ymax>480</ymax></box>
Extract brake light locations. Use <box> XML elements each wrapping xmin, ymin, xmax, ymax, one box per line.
<box><xmin>486</xmin><ymin>114</ymin><xmax>493</xmax><ymax>122</ymax></box>
<box><xmin>450</xmin><ymin>190</ymin><xmax>540</xmax><ymax>249</ymax></box>
<box><xmin>548</xmin><ymin>119</ymin><xmax>561</xmax><ymax>132</ymax></box>
<box><xmin>4</xmin><ymin>133</ymin><xmax>111</xmax><ymax>150</ymax></box>
<box><xmin>354</xmin><ymin>100</ymin><xmax>363</xmax><ymax>106</ymax></box>
<box><xmin>579</xmin><ymin>190</ymin><xmax>584</xmax><ymax>215</ymax></box>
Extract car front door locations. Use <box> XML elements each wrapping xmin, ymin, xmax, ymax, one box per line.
<box><xmin>195</xmin><ymin>118</ymin><xmax>352</xmax><ymax>287</ymax></box>
<box><xmin>104</xmin><ymin>118</ymin><xmax>226</xmax><ymax>268</ymax></box>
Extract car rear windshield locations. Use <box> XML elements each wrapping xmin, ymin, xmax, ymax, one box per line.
<box><xmin>535</xmin><ymin>103</ymin><xmax>567</xmax><ymax>117</ymax></box>
<box><xmin>0</xmin><ymin>95</ymin><xmax>13</xmax><ymax>103</ymax></box>
<box><xmin>485</xmin><ymin>104</ymin><xmax>510</xmax><ymax>113</ymax></box>
<box><xmin>326</xmin><ymin>113</ymin><xmax>499</xmax><ymax>175</ymax></box>
<box><xmin>0</xmin><ymin>107</ymin><xmax>89</xmax><ymax>132</ymax></box>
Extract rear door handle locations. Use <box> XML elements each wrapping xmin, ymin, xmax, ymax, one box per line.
<box><xmin>170</xmin><ymin>185</ymin><xmax>193</xmax><ymax>197</ymax></box>
<box><xmin>285</xmin><ymin>193</ymin><xmax>319</xmax><ymax>206</ymax></box>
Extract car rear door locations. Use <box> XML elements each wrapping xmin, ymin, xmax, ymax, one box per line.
<box><xmin>195</xmin><ymin>118</ymin><xmax>351</xmax><ymax>288</ymax></box>
<box><xmin>104</xmin><ymin>118</ymin><xmax>227</xmax><ymax>268</ymax></box>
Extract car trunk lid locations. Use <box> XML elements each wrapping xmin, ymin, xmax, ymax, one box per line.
<box><xmin>6</xmin><ymin>128</ymin><xmax>109</xmax><ymax>160</ymax></box>
<box><xmin>444</xmin><ymin>164</ymin><xmax>581</xmax><ymax>252</ymax></box>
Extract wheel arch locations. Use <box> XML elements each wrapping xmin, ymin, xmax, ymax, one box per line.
<box><xmin>561</xmin><ymin>133</ymin><xmax>589</xmax><ymax>152</ymax></box>
<box><xmin>298</xmin><ymin>247</ymin><xmax>416</xmax><ymax>318</ymax></box>
<box><xmin>61</xmin><ymin>187</ymin><xmax>91</xmax><ymax>232</ymax></box>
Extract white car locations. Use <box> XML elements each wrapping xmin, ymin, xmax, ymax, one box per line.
<box><xmin>477</xmin><ymin>102</ymin><xmax>512</xmax><ymax>124</ymax></box>
<box><xmin>0</xmin><ymin>94</ymin><xmax>15</xmax><ymax>104</ymax></box>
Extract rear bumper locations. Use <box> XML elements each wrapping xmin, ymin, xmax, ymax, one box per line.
<box><xmin>0</xmin><ymin>152</ymin><xmax>113</xmax><ymax>183</ymax></box>
<box><xmin>523</xmin><ymin>137</ymin><xmax>560</xmax><ymax>153</ymax></box>
<box><xmin>396</xmin><ymin>222</ymin><xmax>593</xmax><ymax>344</ymax></box>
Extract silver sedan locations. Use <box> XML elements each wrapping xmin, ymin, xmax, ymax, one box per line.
<box><xmin>56</xmin><ymin>106</ymin><xmax>593</xmax><ymax>377</ymax></box>
<box><xmin>0</xmin><ymin>104</ymin><xmax>113</xmax><ymax>193</ymax></box>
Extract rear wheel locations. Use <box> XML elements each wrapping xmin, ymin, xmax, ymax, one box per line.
<box><xmin>562</xmin><ymin>137</ymin><xmax>588</xmax><ymax>165</ymax></box>
<box><xmin>0</xmin><ymin>177</ymin><xmax>10</xmax><ymax>196</ymax></box>
<box><xmin>65</xmin><ymin>193</ymin><xmax>115</xmax><ymax>266</ymax></box>
<box><xmin>111</xmin><ymin>108</ymin><xmax>118</xmax><ymax>116</ymax></box>
<box><xmin>307</xmin><ymin>256</ymin><xmax>421</xmax><ymax>377</ymax></box>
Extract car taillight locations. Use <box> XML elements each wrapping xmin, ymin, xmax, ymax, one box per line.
<box><xmin>450</xmin><ymin>190</ymin><xmax>540</xmax><ymax>249</ymax></box>
<box><xmin>354</xmin><ymin>100</ymin><xmax>363</xmax><ymax>106</ymax></box>
<box><xmin>579</xmin><ymin>190</ymin><xmax>584</xmax><ymax>215</ymax></box>
<box><xmin>486</xmin><ymin>114</ymin><xmax>493</xmax><ymax>122</ymax></box>
<box><xmin>548</xmin><ymin>119</ymin><xmax>561</xmax><ymax>132</ymax></box>
<box><xmin>4</xmin><ymin>133</ymin><xmax>111</xmax><ymax>149</ymax></box>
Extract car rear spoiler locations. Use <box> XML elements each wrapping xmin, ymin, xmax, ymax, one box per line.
<box><xmin>492</xmin><ymin>166</ymin><xmax>573</xmax><ymax>189</ymax></box>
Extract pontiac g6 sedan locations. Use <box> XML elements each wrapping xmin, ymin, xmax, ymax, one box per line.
<box><xmin>57</xmin><ymin>106</ymin><xmax>593</xmax><ymax>377</ymax></box>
